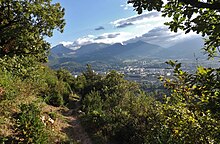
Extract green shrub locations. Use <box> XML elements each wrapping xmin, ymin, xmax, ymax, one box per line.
<box><xmin>56</xmin><ymin>69</ymin><xmax>75</xmax><ymax>85</ymax></box>
<box><xmin>0</xmin><ymin>136</ymin><xmax>14</xmax><ymax>144</ymax></box>
<box><xmin>0</xmin><ymin>70</ymin><xmax>19</xmax><ymax>101</ymax></box>
<box><xmin>0</xmin><ymin>55</ymin><xmax>42</xmax><ymax>79</ymax></box>
<box><xmin>31</xmin><ymin>67</ymin><xmax>74</xmax><ymax>107</ymax></box>
<box><xmin>45</xmin><ymin>92</ymin><xmax>64</xmax><ymax>107</ymax></box>
<box><xmin>82</xmin><ymin>91</ymin><xmax>103</xmax><ymax>113</ymax></box>
<box><xmin>15</xmin><ymin>103</ymin><xmax>48</xmax><ymax>144</ymax></box>
<box><xmin>80</xmin><ymin>69</ymin><xmax>168</xmax><ymax>143</ymax></box>
<box><xmin>160</xmin><ymin>61</ymin><xmax>220</xmax><ymax>143</ymax></box>
<box><xmin>48</xmin><ymin>112</ymin><xmax>57</xmax><ymax>120</ymax></box>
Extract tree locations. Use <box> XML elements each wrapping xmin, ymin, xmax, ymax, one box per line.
<box><xmin>0</xmin><ymin>0</ymin><xmax>65</xmax><ymax>62</ymax></box>
<box><xmin>128</xmin><ymin>1</ymin><xmax>220</xmax><ymax>143</ymax></box>
<box><xmin>158</xmin><ymin>60</ymin><xmax>220</xmax><ymax>143</ymax></box>
<box><xmin>128</xmin><ymin>0</ymin><xmax>220</xmax><ymax>58</ymax></box>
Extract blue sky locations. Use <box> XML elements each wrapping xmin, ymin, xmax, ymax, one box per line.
<box><xmin>48</xmin><ymin>0</ymin><xmax>197</xmax><ymax>48</ymax></box>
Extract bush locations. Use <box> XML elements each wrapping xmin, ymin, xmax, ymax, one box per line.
<box><xmin>80</xmin><ymin>69</ymin><xmax>169</xmax><ymax>143</ymax></box>
<box><xmin>0</xmin><ymin>70</ymin><xmax>19</xmax><ymax>101</ymax></box>
<box><xmin>160</xmin><ymin>61</ymin><xmax>220</xmax><ymax>143</ymax></box>
<box><xmin>45</xmin><ymin>92</ymin><xmax>64</xmax><ymax>107</ymax></box>
<box><xmin>0</xmin><ymin>55</ymin><xmax>42</xmax><ymax>79</ymax></box>
<box><xmin>15</xmin><ymin>103</ymin><xmax>48</xmax><ymax>143</ymax></box>
<box><xmin>31</xmin><ymin>67</ymin><xmax>74</xmax><ymax>107</ymax></box>
<box><xmin>80</xmin><ymin>67</ymin><xmax>218</xmax><ymax>143</ymax></box>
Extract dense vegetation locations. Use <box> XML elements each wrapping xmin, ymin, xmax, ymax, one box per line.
<box><xmin>0</xmin><ymin>0</ymin><xmax>220</xmax><ymax>143</ymax></box>
<box><xmin>77</xmin><ymin>0</ymin><xmax>220</xmax><ymax>143</ymax></box>
<box><xmin>0</xmin><ymin>0</ymin><xmax>76</xmax><ymax>143</ymax></box>
<box><xmin>0</xmin><ymin>65</ymin><xmax>80</xmax><ymax>143</ymax></box>
<box><xmin>75</xmin><ymin>64</ymin><xmax>220</xmax><ymax>143</ymax></box>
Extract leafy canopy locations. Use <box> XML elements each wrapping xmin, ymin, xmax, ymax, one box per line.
<box><xmin>0</xmin><ymin>0</ymin><xmax>65</xmax><ymax>62</ymax></box>
<box><xmin>128</xmin><ymin>0</ymin><xmax>220</xmax><ymax>58</ymax></box>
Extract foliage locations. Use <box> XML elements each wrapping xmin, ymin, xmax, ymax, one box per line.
<box><xmin>44</xmin><ymin>79</ymin><xmax>70</xmax><ymax>107</ymax></box>
<box><xmin>160</xmin><ymin>60</ymin><xmax>220</xmax><ymax>143</ymax></box>
<box><xmin>1</xmin><ymin>0</ymin><xmax>220</xmax><ymax>143</ymax></box>
<box><xmin>0</xmin><ymin>65</ymin><xmax>80</xmax><ymax>143</ymax></box>
<box><xmin>22</xmin><ymin>67</ymin><xmax>76</xmax><ymax>107</ymax></box>
<box><xmin>0</xmin><ymin>70</ymin><xmax>19</xmax><ymax>101</ymax></box>
<box><xmin>0</xmin><ymin>55</ymin><xmax>43</xmax><ymax>79</ymax></box>
<box><xmin>45</xmin><ymin>90</ymin><xmax>64</xmax><ymax>107</ymax></box>
<box><xmin>79</xmin><ymin>63</ymin><xmax>220</xmax><ymax>143</ymax></box>
<box><xmin>128</xmin><ymin>0</ymin><xmax>220</xmax><ymax>58</ymax></box>
<box><xmin>0</xmin><ymin>2</ymin><xmax>75</xmax><ymax>136</ymax></box>
<box><xmin>0</xmin><ymin>0</ymin><xmax>65</xmax><ymax>62</ymax></box>
<box><xmin>15</xmin><ymin>103</ymin><xmax>48</xmax><ymax>144</ymax></box>
<box><xmin>124</xmin><ymin>1</ymin><xmax>220</xmax><ymax>142</ymax></box>
<box><xmin>56</xmin><ymin>69</ymin><xmax>75</xmax><ymax>85</ymax></box>
<box><xmin>80</xmin><ymin>67</ymin><xmax>169</xmax><ymax>143</ymax></box>
<box><xmin>163</xmin><ymin>60</ymin><xmax>220</xmax><ymax>118</ymax></box>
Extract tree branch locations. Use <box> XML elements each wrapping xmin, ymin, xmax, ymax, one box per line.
<box><xmin>0</xmin><ymin>19</ymin><xmax>20</xmax><ymax>34</ymax></box>
<box><xmin>180</xmin><ymin>0</ymin><xmax>220</xmax><ymax>10</ymax></box>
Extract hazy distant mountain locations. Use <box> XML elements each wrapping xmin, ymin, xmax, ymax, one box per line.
<box><xmin>75</xmin><ymin>43</ymin><xmax>110</xmax><ymax>56</ymax></box>
<box><xmin>92</xmin><ymin>43</ymin><xmax>125</xmax><ymax>56</ymax></box>
<box><xmin>74</xmin><ymin>41</ymin><xmax>163</xmax><ymax>61</ymax></box>
<box><xmin>49</xmin><ymin>37</ymin><xmax>206</xmax><ymax>64</ymax></box>
<box><xmin>157</xmin><ymin>37</ymin><xmax>205</xmax><ymax>59</ymax></box>
<box><xmin>72</xmin><ymin>43</ymin><xmax>125</xmax><ymax>62</ymax></box>
<box><xmin>50</xmin><ymin>44</ymin><xmax>75</xmax><ymax>57</ymax></box>
<box><xmin>121</xmin><ymin>41</ymin><xmax>163</xmax><ymax>58</ymax></box>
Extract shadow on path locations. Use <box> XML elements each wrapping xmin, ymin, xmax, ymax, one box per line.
<box><xmin>61</xmin><ymin>109</ymin><xmax>92</xmax><ymax>144</ymax></box>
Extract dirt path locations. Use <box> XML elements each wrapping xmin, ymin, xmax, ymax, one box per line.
<box><xmin>62</xmin><ymin>109</ymin><xmax>93</xmax><ymax>144</ymax></box>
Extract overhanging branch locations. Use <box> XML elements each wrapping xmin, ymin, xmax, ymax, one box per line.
<box><xmin>179</xmin><ymin>0</ymin><xmax>220</xmax><ymax>10</ymax></box>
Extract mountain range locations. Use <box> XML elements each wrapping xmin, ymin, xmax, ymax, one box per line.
<box><xmin>49</xmin><ymin>37</ymin><xmax>205</xmax><ymax>64</ymax></box>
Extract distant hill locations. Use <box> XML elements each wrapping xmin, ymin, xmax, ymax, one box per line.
<box><xmin>156</xmin><ymin>37</ymin><xmax>205</xmax><ymax>59</ymax></box>
<box><xmin>75</xmin><ymin>43</ymin><xmax>110</xmax><ymax>56</ymax></box>
<box><xmin>49</xmin><ymin>37</ymin><xmax>206</xmax><ymax>65</ymax></box>
<box><xmin>121</xmin><ymin>41</ymin><xmax>163</xmax><ymax>58</ymax></box>
<box><xmin>50</xmin><ymin>44</ymin><xmax>75</xmax><ymax>57</ymax></box>
<box><xmin>72</xmin><ymin>41</ymin><xmax>164</xmax><ymax>61</ymax></box>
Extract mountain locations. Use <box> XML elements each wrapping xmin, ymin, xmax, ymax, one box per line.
<box><xmin>49</xmin><ymin>37</ymin><xmax>206</xmax><ymax>65</ymax></box>
<box><xmin>92</xmin><ymin>43</ymin><xmax>125</xmax><ymax>56</ymax></box>
<box><xmin>73</xmin><ymin>41</ymin><xmax>164</xmax><ymax>61</ymax></box>
<box><xmin>121</xmin><ymin>41</ymin><xmax>162</xmax><ymax>58</ymax></box>
<box><xmin>72</xmin><ymin>43</ymin><xmax>125</xmax><ymax>62</ymax></box>
<box><xmin>157</xmin><ymin>37</ymin><xmax>205</xmax><ymax>59</ymax></box>
<box><xmin>75</xmin><ymin>43</ymin><xmax>110</xmax><ymax>56</ymax></box>
<box><xmin>50</xmin><ymin>44</ymin><xmax>75</xmax><ymax>57</ymax></box>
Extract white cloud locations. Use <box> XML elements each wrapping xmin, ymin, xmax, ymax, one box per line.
<box><xmin>60</xmin><ymin>11</ymin><xmax>199</xmax><ymax>49</ymax></box>
<box><xmin>111</xmin><ymin>12</ymin><xmax>161</xmax><ymax>28</ymax></box>
<box><xmin>94</xmin><ymin>32</ymin><xmax>133</xmax><ymax>44</ymax></box>
<box><xmin>59</xmin><ymin>41</ymin><xmax>73</xmax><ymax>47</ymax></box>
<box><xmin>63</xmin><ymin>32</ymin><xmax>135</xmax><ymax>50</ymax></box>
<box><xmin>126</xmin><ymin>26</ymin><xmax>199</xmax><ymax>47</ymax></box>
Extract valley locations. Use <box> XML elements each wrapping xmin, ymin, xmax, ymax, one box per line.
<box><xmin>49</xmin><ymin>37</ymin><xmax>219</xmax><ymax>85</ymax></box>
